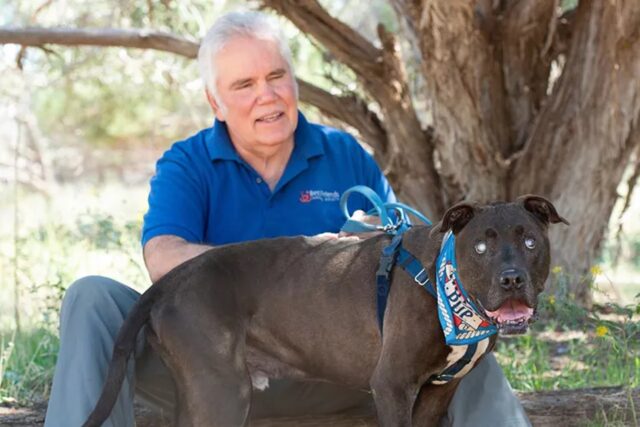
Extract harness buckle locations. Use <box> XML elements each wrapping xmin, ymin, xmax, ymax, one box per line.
<box><xmin>376</xmin><ymin>218</ymin><xmax>404</xmax><ymax>233</ymax></box>
<box><xmin>376</xmin><ymin>255</ymin><xmax>395</xmax><ymax>276</ymax></box>
<box><xmin>414</xmin><ymin>268</ymin><xmax>429</xmax><ymax>286</ymax></box>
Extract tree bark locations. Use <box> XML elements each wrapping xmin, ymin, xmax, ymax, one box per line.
<box><xmin>511</xmin><ymin>0</ymin><xmax>640</xmax><ymax>302</ymax></box>
<box><xmin>2</xmin><ymin>387</ymin><xmax>637</xmax><ymax>427</ymax></box>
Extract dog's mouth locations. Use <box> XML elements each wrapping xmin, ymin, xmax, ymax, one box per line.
<box><xmin>484</xmin><ymin>299</ymin><xmax>536</xmax><ymax>335</ymax></box>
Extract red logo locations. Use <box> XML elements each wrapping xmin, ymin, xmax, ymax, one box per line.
<box><xmin>299</xmin><ymin>192</ymin><xmax>311</xmax><ymax>203</ymax></box>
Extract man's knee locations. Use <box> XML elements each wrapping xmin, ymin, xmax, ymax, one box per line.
<box><xmin>61</xmin><ymin>276</ymin><xmax>139</xmax><ymax>326</ymax></box>
<box><xmin>65</xmin><ymin>275</ymin><xmax>118</xmax><ymax>302</ymax></box>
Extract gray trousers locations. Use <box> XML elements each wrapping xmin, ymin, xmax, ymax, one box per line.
<box><xmin>44</xmin><ymin>276</ymin><xmax>531</xmax><ymax>427</ymax></box>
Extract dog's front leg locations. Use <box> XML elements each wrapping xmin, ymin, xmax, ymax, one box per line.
<box><xmin>370</xmin><ymin>370</ymin><xmax>419</xmax><ymax>427</ymax></box>
<box><xmin>412</xmin><ymin>380</ymin><xmax>460</xmax><ymax>426</ymax></box>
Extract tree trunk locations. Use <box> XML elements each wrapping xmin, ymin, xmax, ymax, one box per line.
<box><xmin>263</xmin><ymin>0</ymin><xmax>640</xmax><ymax>303</ymax></box>
<box><xmin>512</xmin><ymin>0</ymin><xmax>640</xmax><ymax>303</ymax></box>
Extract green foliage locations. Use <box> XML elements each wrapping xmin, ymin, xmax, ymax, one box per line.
<box><xmin>2</xmin><ymin>0</ymin><xmax>396</xmax><ymax>153</ymax></box>
<box><xmin>1</xmin><ymin>0</ymin><xmax>238</xmax><ymax>150</ymax></box>
<box><xmin>0</xmin><ymin>329</ymin><xmax>58</xmax><ymax>404</ymax></box>
<box><xmin>6</xmin><ymin>210</ymin><xmax>145</xmax><ymax>330</ymax></box>
<box><xmin>497</xmin><ymin>270</ymin><xmax>640</xmax><ymax>392</ymax></box>
<box><xmin>0</xmin><ymin>199</ymin><xmax>145</xmax><ymax>403</ymax></box>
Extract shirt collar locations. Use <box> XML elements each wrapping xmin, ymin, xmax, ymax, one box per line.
<box><xmin>205</xmin><ymin>111</ymin><xmax>324</xmax><ymax>162</ymax></box>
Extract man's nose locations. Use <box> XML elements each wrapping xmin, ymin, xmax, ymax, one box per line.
<box><xmin>256</xmin><ymin>82</ymin><xmax>277</xmax><ymax>103</ymax></box>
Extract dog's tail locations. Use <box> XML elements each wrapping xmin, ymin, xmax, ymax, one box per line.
<box><xmin>82</xmin><ymin>286</ymin><xmax>160</xmax><ymax>427</ymax></box>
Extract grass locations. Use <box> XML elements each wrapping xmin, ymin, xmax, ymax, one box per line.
<box><xmin>496</xmin><ymin>270</ymin><xmax>640</xmax><ymax>392</ymax></box>
<box><xmin>496</xmin><ymin>319</ymin><xmax>640</xmax><ymax>391</ymax></box>
<box><xmin>0</xmin><ymin>328</ymin><xmax>58</xmax><ymax>405</ymax></box>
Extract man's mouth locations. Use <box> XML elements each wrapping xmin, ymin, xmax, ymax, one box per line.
<box><xmin>256</xmin><ymin>112</ymin><xmax>284</xmax><ymax>123</ymax></box>
<box><xmin>485</xmin><ymin>299</ymin><xmax>535</xmax><ymax>335</ymax></box>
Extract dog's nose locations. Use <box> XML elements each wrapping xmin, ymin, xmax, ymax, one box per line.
<box><xmin>499</xmin><ymin>269</ymin><xmax>526</xmax><ymax>291</ymax></box>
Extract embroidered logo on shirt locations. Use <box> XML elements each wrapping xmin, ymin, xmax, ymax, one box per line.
<box><xmin>299</xmin><ymin>190</ymin><xmax>340</xmax><ymax>203</ymax></box>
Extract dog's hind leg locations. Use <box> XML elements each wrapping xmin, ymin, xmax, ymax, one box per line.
<box><xmin>172</xmin><ymin>347</ymin><xmax>251</xmax><ymax>427</ymax></box>
<box><xmin>152</xmin><ymin>298</ymin><xmax>252</xmax><ymax>426</ymax></box>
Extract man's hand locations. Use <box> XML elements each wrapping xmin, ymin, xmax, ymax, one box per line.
<box><xmin>338</xmin><ymin>210</ymin><xmax>384</xmax><ymax>240</ymax></box>
<box><xmin>143</xmin><ymin>235</ymin><xmax>213</xmax><ymax>283</ymax></box>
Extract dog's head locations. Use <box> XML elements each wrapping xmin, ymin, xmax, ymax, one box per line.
<box><xmin>438</xmin><ymin>195</ymin><xmax>569</xmax><ymax>335</ymax></box>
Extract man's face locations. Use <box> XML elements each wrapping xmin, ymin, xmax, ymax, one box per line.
<box><xmin>209</xmin><ymin>36</ymin><xmax>298</xmax><ymax>155</ymax></box>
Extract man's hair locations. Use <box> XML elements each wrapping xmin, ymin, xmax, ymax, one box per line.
<box><xmin>198</xmin><ymin>11</ymin><xmax>297</xmax><ymax>106</ymax></box>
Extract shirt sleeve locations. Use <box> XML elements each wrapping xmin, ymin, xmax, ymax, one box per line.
<box><xmin>141</xmin><ymin>142</ymin><xmax>208</xmax><ymax>247</ymax></box>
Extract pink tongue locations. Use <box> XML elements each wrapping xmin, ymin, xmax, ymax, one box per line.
<box><xmin>486</xmin><ymin>300</ymin><xmax>533</xmax><ymax>321</ymax></box>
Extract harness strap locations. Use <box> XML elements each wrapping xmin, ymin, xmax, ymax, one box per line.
<box><xmin>375</xmin><ymin>234</ymin><xmax>403</xmax><ymax>331</ymax></box>
<box><xmin>396</xmin><ymin>247</ymin><xmax>437</xmax><ymax>298</ymax></box>
<box><xmin>428</xmin><ymin>343</ymin><xmax>478</xmax><ymax>384</ymax></box>
<box><xmin>376</xmin><ymin>237</ymin><xmax>439</xmax><ymax>330</ymax></box>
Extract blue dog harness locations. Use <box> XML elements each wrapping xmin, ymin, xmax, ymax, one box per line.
<box><xmin>340</xmin><ymin>186</ymin><xmax>497</xmax><ymax>384</ymax></box>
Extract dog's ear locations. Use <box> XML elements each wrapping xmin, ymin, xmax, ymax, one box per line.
<box><xmin>518</xmin><ymin>195</ymin><xmax>569</xmax><ymax>226</ymax></box>
<box><xmin>440</xmin><ymin>203</ymin><xmax>476</xmax><ymax>234</ymax></box>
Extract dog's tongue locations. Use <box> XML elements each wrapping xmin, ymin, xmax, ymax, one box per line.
<box><xmin>485</xmin><ymin>300</ymin><xmax>533</xmax><ymax>322</ymax></box>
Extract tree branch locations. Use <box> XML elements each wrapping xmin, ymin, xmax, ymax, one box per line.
<box><xmin>297</xmin><ymin>79</ymin><xmax>387</xmax><ymax>155</ymax></box>
<box><xmin>261</xmin><ymin>1</ymin><xmax>443</xmax><ymax>215</ymax></box>
<box><xmin>259</xmin><ymin>0</ymin><xmax>384</xmax><ymax>89</ymax></box>
<box><xmin>0</xmin><ymin>27</ymin><xmax>200</xmax><ymax>58</ymax></box>
<box><xmin>0</xmin><ymin>26</ymin><xmax>387</xmax><ymax>149</ymax></box>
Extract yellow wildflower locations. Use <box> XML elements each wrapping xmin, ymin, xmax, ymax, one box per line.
<box><xmin>590</xmin><ymin>265</ymin><xmax>603</xmax><ymax>276</ymax></box>
<box><xmin>548</xmin><ymin>295</ymin><xmax>556</xmax><ymax>305</ymax></box>
<box><xmin>551</xmin><ymin>266</ymin><xmax>563</xmax><ymax>274</ymax></box>
<box><xmin>595</xmin><ymin>325</ymin><xmax>609</xmax><ymax>337</ymax></box>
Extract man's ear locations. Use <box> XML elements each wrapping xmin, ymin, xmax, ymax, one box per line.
<box><xmin>518</xmin><ymin>195</ymin><xmax>569</xmax><ymax>226</ymax></box>
<box><xmin>205</xmin><ymin>89</ymin><xmax>225</xmax><ymax>122</ymax></box>
<box><xmin>440</xmin><ymin>202</ymin><xmax>476</xmax><ymax>234</ymax></box>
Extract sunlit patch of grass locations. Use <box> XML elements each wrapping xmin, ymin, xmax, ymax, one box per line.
<box><xmin>497</xmin><ymin>283</ymin><xmax>640</xmax><ymax>392</ymax></box>
<box><xmin>0</xmin><ymin>328</ymin><xmax>58</xmax><ymax>405</ymax></box>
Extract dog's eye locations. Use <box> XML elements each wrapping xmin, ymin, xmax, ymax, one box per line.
<box><xmin>475</xmin><ymin>241</ymin><xmax>487</xmax><ymax>254</ymax></box>
<box><xmin>524</xmin><ymin>237</ymin><xmax>536</xmax><ymax>249</ymax></box>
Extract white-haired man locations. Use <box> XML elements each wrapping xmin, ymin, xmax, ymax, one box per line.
<box><xmin>45</xmin><ymin>11</ymin><xmax>530</xmax><ymax>427</ymax></box>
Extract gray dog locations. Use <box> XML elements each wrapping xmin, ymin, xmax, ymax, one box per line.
<box><xmin>84</xmin><ymin>195</ymin><xmax>567</xmax><ymax>427</ymax></box>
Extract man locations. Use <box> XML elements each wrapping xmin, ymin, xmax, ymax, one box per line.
<box><xmin>45</xmin><ymin>11</ymin><xmax>530</xmax><ymax>427</ymax></box>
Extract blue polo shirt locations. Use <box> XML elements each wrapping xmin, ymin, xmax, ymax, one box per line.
<box><xmin>142</xmin><ymin>112</ymin><xmax>395</xmax><ymax>247</ymax></box>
